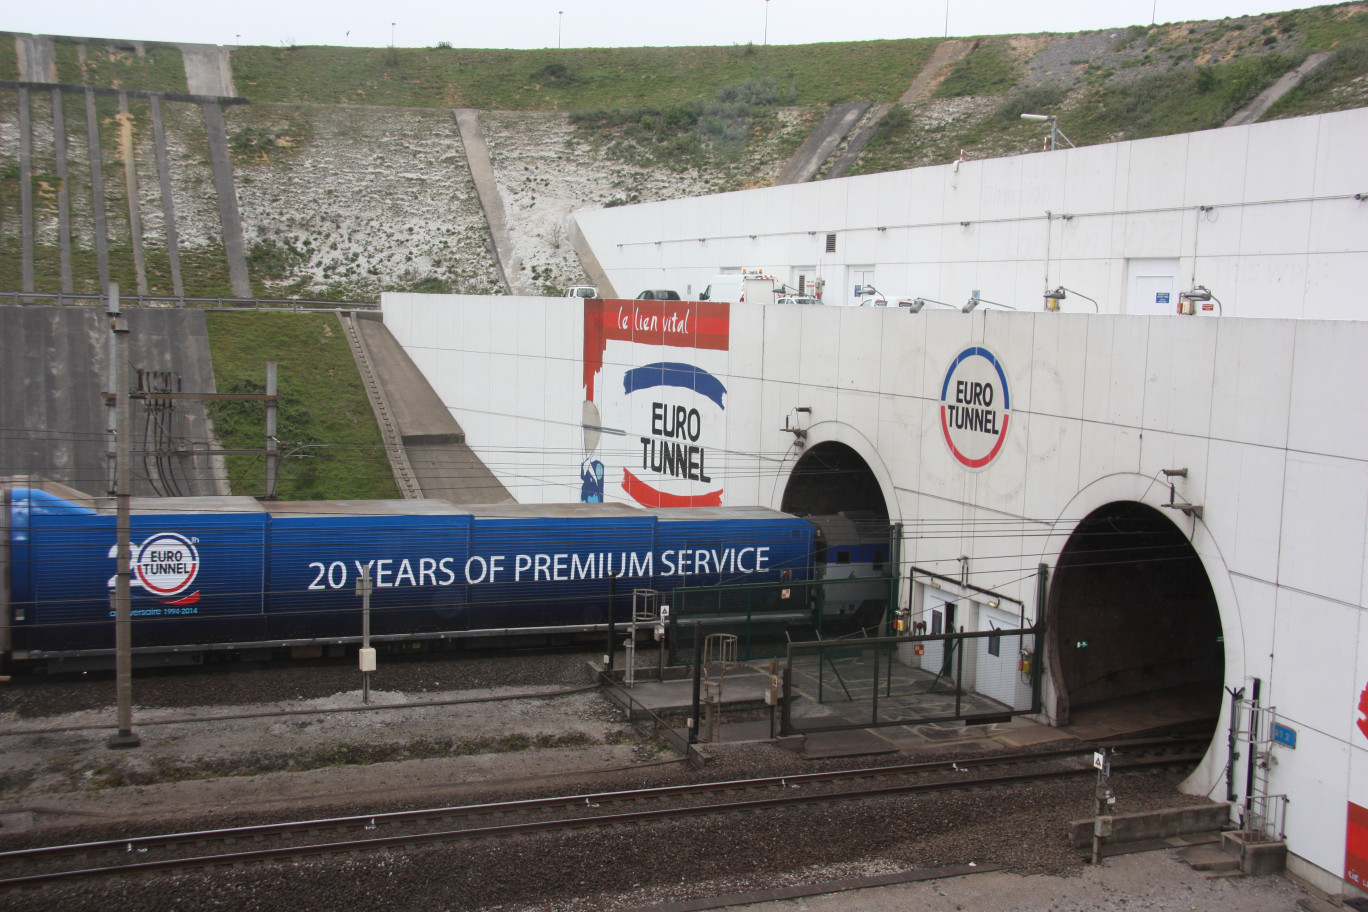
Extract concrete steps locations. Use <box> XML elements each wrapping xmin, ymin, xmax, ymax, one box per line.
<box><xmin>1175</xmin><ymin>829</ymin><xmax>1287</xmax><ymax>878</ymax></box>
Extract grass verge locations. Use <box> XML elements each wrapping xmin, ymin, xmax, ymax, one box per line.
<box><xmin>202</xmin><ymin>311</ymin><xmax>400</xmax><ymax>500</ymax></box>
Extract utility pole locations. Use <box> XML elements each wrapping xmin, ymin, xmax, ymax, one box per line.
<box><xmin>357</xmin><ymin>566</ymin><xmax>375</xmax><ymax>704</ymax></box>
<box><xmin>264</xmin><ymin>362</ymin><xmax>278</xmax><ymax>499</ymax></box>
<box><xmin>107</xmin><ymin>283</ymin><xmax>139</xmax><ymax>749</ymax></box>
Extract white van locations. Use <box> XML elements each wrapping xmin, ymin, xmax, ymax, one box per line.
<box><xmin>698</xmin><ymin>275</ymin><xmax>744</xmax><ymax>304</ymax></box>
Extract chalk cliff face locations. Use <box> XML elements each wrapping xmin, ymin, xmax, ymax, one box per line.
<box><xmin>3</xmin><ymin>10</ymin><xmax>1366</xmax><ymax>300</ymax></box>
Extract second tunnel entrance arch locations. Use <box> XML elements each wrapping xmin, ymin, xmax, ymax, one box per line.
<box><xmin>780</xmin><ymin>441</ymin><xmax>889</xmax><ymax>520</ymax></box>
<box><xmin>1048</xmin><ymin>501</ymin><xmax>1224</xmax><ymax>731</ymax></box>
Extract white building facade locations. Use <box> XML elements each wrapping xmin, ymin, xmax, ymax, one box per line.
<box><xmin>382</xmin><ymin>105</ymin><xmax>1368</xmax><ymax>893</ymax></box>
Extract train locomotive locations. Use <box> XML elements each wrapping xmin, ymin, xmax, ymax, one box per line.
<box><xmin>3</xmin><ymin>484</ymin><xmax>892</xmax><ymax>669</ymax></box>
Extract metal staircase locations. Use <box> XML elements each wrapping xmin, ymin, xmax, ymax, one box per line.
<box><xmin>338</xmin><ymin>312</ymin><xmax>422</xmax><ymax>500</ymax></box>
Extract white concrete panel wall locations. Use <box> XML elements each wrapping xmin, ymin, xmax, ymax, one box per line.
<box><xmin>387</xmin><ymin>293</ymin><xmax>1368</xmax><ymax>885</ymax></box>
<box><xmin>385</xmin><ymin>107</ymin><xmax>1368</xmax><ymax>887</ymax></box>
<box><xmin>575</xmin><ymin>108</ymin><xmax>1368</xmax><ymax>320</ymax></box>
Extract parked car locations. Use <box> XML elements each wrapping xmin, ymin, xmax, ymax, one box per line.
<box><xmin>564</xmin><ymin>285</ymin><xmax>598</xmax><ymax>298</ymax></box>
<box><xmin>776</xmin><ymin>295</ymin><xmax>822</xmax><ymax>306</ymax></box>
<box><xmin>636</xmin><ymin>289</ymin><xmax>681</xmax><ymax>300</ymax></box>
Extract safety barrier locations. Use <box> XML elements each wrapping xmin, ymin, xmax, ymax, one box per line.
<box><xmin>0</xmin><ymin>290</ymin><xmax>380</xmax><ymax>311</ymax></box>
<box><xmin>780</xmin><ymin>625</ymin><xmax>1042</xmax><ymax>735</ymax></box>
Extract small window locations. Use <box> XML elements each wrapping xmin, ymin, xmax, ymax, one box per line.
<box><xmin>931</xmin><ymin>611</ymin><xmax>943</xmax><ymax>635</ymax></box>
<box><xmin>988</xmin><ymin>624</ymin><xmax>1001</xmax><ymax>657</ymax></box>
<box><xmin>825</xmin><ymin>233</ymin><xmax>837</xmax><ymax>253</ymax></box>
<box><xmin>836</xmin><ymin>550</ymin><xmax>851</xmax><ymax>564</ymax></box>
<box><xmin>872</xmin><ymin>548</ymin><xmax>885</xmax><ymax>571</ymax></box>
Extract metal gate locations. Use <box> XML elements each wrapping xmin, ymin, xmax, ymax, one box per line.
<box><xmin>780</xmin><ymin>626</ymin><xmax>1042</xmax><ymax>735</ymax></box>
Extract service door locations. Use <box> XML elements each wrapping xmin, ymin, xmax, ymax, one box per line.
<box><xmin>1125</xmin><ymin>258</ymin><xmax>1179</xmax><ymax>315</ymax></box>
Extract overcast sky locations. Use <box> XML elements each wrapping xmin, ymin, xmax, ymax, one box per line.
<box><xmin>8</xmin><ymin>1</ymin><xmax>1304</xmax><ymax>50</ymax></box>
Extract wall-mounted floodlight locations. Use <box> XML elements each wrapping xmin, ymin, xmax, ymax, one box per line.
<box><xmin>858</xmin><ymin>284</ymin><xmax>889</xmax><ymax>306</ymax></box>
<box><xmin>1020</xmin><ymin>112</ymin><xmax>1076</xmax><ymax>151</ymax></box>
<box><xmin>1179</xmin><ymin>285</ymin><xmax>1224</xmax><ymax>316</ymax></box>
<box><xmin>1044</xmin><ymin>286</ymin><xmax>1099</xmax><ymax>312</ymax></box>
<box><xmin>962</xmin><ymin>295</ymin><xmax>1016</xmax><ymax>313</ymax></box>
<box><xmin>900</xmin><ymin>296</ymin><xmax>957</xmax><ymax>313</ymax></box>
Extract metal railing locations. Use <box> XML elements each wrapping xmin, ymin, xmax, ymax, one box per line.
<box><xmin>781</xmin><ymin>626</ymin><xmax>1042</xmax><ymax>736</ymax></box>
<box><xmin>0</xmin><ymin>290</ymin><xmax>380</xmax><ymax>311</ymax></box>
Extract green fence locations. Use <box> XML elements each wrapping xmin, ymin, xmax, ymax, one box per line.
<box><xmin>667</xmin><ymin>574</ymin><xmax>898</xmax><ymax>665</ymax></box>
<box><xmin>780</xmin><ymin>626</ymin><xmax>1042</xmax><ymax>735</ymax></box>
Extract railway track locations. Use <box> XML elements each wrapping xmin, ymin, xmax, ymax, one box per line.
<box><xmin>0</xmin><ymin>735</ymin><xmax>1206</xmax><ymax>890</ymax></box>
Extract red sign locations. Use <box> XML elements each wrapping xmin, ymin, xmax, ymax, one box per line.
<box><xmin>1357</xmin><ymin>682</ymin><xmax>1368</xmax><ymax>741</ymax></box>
<box><xmin>582</xmin><ymin>299</ymin><xmax>729</xmax><ymax>401</ymax></box>
<box><xmin>1348</xmin><ymin>802</ymin><xmax>1368</xmax><ymax>888</ymax></box>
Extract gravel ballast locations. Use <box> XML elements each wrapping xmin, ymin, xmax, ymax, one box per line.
<box><xmin>0</xmin><ymin>650</ymin><xmax>1319</xmax><ymax>911</ymax></box>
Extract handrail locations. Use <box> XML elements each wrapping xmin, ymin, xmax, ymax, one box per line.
<box><xmin>0</xmin><ymin>290</ymin><xmax>380</xmax><ymax>310</ymax></box>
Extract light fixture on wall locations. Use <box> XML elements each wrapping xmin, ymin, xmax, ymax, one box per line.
<box><xmin>1179</xmin><ymin>285</ymin><xmax>1223</xmax><ymax>316</ymax></box>
<box><xmin>1044</xmin><ymin>286</ymin><xmax>1099</xmax><ymax>312</ymax></box>
<box><xmin>962</xmin><ymin>293</ymin><xmax>1016</xmax><ymax>313</ymax></box>
<box><xmin>1020</xmin><ymin>112</ymin><xmax>1076</xmax><ymax>151</ymax></box>
<box><xmin>858</xmin><ymin>284</ymin><xmax>889</xmax><ymax>306</ymax></box>
<box><xmin>900</xmin><ymin>296</ymin><xmax>957</xmax><ymax>313</ymax></box>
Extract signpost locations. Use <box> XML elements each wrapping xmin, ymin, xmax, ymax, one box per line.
<box><xmin>356</xmin><ymin>567</ymin><xmax>375</xmax><ymax>704</ymax></box>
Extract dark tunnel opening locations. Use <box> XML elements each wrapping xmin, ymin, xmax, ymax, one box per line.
<box><xmin>780</xmin><ymin>442</ymin><xmax>889</xmax><ymax>519</ymax></box>
<box><xmin>1049</xmin><ymin>502</ymin><xmax>1224</xmax><ymax>730</ymax></box>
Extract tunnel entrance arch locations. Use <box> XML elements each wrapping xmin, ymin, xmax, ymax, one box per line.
<box><xmin>780</xmin><ymin>441</ymin><xmax>889</xmax><ymax>520</ymax></box>
<box><xmin>1048</xmin><ymin>501</ymin><xmax>1223</xmax><ymax>731</ymax></box>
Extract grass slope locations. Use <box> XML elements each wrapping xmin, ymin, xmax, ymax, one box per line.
<box><xmin>203</xmin><ymin>311</ymin><xmax>400</xmax><ymax>500</ymax></box>
<box><xmin>231</xmin><ymin>40</ymin><xmax>939</xmax><ymax>110</ymax></box>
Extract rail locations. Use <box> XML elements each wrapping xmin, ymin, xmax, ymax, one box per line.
<box><xmin>0</xmin><ymin>737</ymin><xmax>1205</xmax><ymax>889</ymax></box>
<box><xmin>0</xmin><ymin>290</ymin><xmax>380</xmax><ymax>311</ymax></box>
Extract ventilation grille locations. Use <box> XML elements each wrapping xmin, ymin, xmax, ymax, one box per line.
<box><xmin>825</xmin><ymin>233</ymin><xmax>837</xmax><ymax>253</ymax></box>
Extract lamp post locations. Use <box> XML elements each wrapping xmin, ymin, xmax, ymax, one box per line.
<box><xmin>901</xmin><ymin>296</ymin><xmax>957</xmax><ymax>313</ymax></box>
<box><xmin>1021</xmin><ymin>112</ymin><xmax>1075</xmax><ymax>151</ymax></box>
<box><xmin>1044</xmin><ymin>286</ymin><xmax>1099</xmax><ymax>312</ymax></box>
<box><xmin>559</xmin><ymin>11</ymin><xmax>563</xmax><ymax>49</ymax></box>
<box><xmin>764</xmin><ymin>0</ymin><xmax>770</xmax><ymax>46</ymax></box>
<box><xmin>391</xmin><ymin>21</ymin><xmax>396</xmax><ymax>47</ymax></box>
<box><xmin>962</xmin><ymin>293</ymin><xmax>1015</xmax><ymax>313</ymax></box>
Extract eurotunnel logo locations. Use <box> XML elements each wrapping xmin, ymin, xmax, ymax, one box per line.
<box><xmin>622</xmin><ymin>362</ymin><xmax>727</xmax><ymax>508</ymax></box>
<box><xmin>940</xmin><ymin>345</ymin><xmax>1011</xmax><ymax>470</ymax></box>
<box><xmin>109</xmin><ymin>532</ymin><xmax>201</xmax><ymax>605</ymax></box>
<box><xmin>581</xmin><ymin>299</ymin><xmax>732</xmax><ymax>508</ymax></box>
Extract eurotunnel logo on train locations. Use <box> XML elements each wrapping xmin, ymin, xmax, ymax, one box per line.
<box><xmin>939</xmin><ymin>345</ymin><xmax>1012</xmax><ymax>470</ymax></box>
<box><xmin>110</xmin><ymin>531</ymin><xmax>201</xmax><ymax>605</ymax></box>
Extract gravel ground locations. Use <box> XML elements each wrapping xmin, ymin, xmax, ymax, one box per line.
<box><xmin>1</xmin><ymin>647</ymin><xmax>594</xmax><ymax>718</ymax></box>
<box><xmin>0</xmin><ymin>651</ymin><xmax>1319</xmax><ymax>912</ymax></box>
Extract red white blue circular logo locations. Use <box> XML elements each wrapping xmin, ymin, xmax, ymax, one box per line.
<box><xmin>134</xmin><ymin>532</ymin><xmax>200</xmax><ymax>596</ymax></box>
<box><xmin>940</xmin><ymin>346</ymin><xmax>1011</xmax><ymax>470</ymax></box>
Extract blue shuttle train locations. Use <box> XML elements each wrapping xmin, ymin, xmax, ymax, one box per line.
<box><xmin>3</xmin><ymin>487</ymin><xmax>891</xmax><ymax>667</ymax></box>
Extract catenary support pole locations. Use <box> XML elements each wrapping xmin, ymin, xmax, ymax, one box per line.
<box><xmin>264</xmin><ymin>362</ymin><xmax>278</xmax><ymax>499</ymax></box>
<box><xmin>689</xmin><ymin>628</ymin><xmax>703</xmax><ymax>744</ymax></box>
<box><xmin>605</xmin><ymin>573</ymin><xmax>617</xmax><ymax>672</ymax></box>
<box><xmin>107</xmin><ymin>284</ymin><xmax>140</xmax><ymax>749</ymax></box>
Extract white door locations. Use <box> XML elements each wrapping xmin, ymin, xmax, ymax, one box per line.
<box><xmin>975</xmin><ymin>605</ymin><xmax>1022</xmax><ymax>708</ymax></box>
<box><xmin>848</xmin><ymin>266</ymin><xmax>876</xmax><ymax>305</ymax></box>
<box><xmin>1125</xmin><ymin>258</ymin><xmax>1178</xmax><ymax>315</ymax></box>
